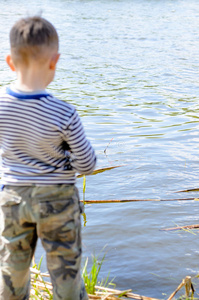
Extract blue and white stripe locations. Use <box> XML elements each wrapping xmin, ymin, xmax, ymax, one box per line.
<box><xmin>0</xmin><ymin>87</ymin><xmax>96</xmax><ymax>185</ymax></box>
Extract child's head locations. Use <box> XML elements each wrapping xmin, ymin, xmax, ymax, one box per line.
<box><xmin>9</xmin><ymin>16</ymin><xmax>59</xmax><ymax>67</ymax></box>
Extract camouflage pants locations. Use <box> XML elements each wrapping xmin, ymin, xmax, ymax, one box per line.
<box><xmin>0</xmin><ymin>184</ymin><xmax>88</xmax><ymax>300</ymax></box>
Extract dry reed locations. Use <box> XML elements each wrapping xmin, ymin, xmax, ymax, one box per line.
<box><xmin>30</xmin><ymin>268</ymin><xmax>195</xmax><ymax>300</ymax></box>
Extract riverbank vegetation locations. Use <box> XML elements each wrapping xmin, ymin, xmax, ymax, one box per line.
<box><xmin>30</xmin><ymin>255</ymin><xmax>197</xmax><ymax>300</ymax></box>
<box><xmin>29</xmin><ymin>167</ymin><xmax>199</xmax><ymax>299</ymax></box>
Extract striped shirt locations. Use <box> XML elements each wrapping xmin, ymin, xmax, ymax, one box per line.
<box><xmin>0</xmin><ymin>86</ymin><xmax>96</xmax><ymax>185</ymax></box>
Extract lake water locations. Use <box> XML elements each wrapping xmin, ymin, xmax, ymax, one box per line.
<box><xmin>1</xmin><ymin>0</ymin><xmax>199</xmax><ymax>298</ymax></box>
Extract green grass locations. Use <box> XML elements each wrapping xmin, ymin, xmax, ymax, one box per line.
<box><xmin>30</xmin><ymin>256</ymin><xmax>53</xmax><ymax>300</ymax></box>
<box><xmin>82</xmin><ymin>254</ymin><xmax>105</xmax><ymax>295</ymax></box>
<box><xmin>31</xmin><ymin>252</ymin><xmax>114</xmax><ymax>298</ymax></box>
<box><xmin>82</xmin><ymin>253</ymin><xmax>115</xmax><ymax>295</ymax></box>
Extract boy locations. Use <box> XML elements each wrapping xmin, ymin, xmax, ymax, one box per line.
<box><xmin>0</xmin><ymin>16</ymin><xmax>96</xmax><ymax>300</ymax></box>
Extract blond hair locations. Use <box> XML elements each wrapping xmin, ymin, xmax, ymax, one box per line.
<box><xmin>10</xmin><ymin>16</ymin><xmax>59</xmax><ymax>65</ymax></box>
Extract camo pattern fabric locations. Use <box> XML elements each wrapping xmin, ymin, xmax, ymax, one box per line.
<box><xmin>0</xmin><ymin>184</ymin><xmax>88</xmax><ymax>300</ymax></box>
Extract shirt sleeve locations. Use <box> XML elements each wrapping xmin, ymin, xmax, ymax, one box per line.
<box><xmin>63</xmin><ymin>109</ymin><xmax>97</xmax><ymax>174</ymax></box>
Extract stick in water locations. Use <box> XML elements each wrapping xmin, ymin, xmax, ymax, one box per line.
<box><xmin>80</xmin><ymin>198</ymin><xmax>197</xmax><ymax>204</ymax></box>
<box><xmin>161</xmin><ymin>224</ymin><xmax>199</xmax><ymax>231</ymax></box>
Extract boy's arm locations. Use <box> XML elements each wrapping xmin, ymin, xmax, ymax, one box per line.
<box><xmin>64</xmin><ymin>109</ymin><xmax>96</xmax><ymax>175</ymax></box>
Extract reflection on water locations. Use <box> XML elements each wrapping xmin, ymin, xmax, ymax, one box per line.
<box><xmin>1</xmin><ymin>0</ymin><xmax>199</xmax><ymax>297</ymax></box>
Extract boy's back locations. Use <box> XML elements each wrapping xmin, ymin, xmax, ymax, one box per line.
<box><xmin>0</xmin><ymin>87</ymin><xmax>96</xmax><ymax>185</ymax></box>
<box><xmin>0</xmin><ymin>16</ymin><xmax>96</xmax><ymax>300</ymax></box>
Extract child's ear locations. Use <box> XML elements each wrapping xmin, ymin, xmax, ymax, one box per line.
<box><xmin>6</xmin><ymin>55</ymin><xmax>16</xmax><ymax>71</ymax></box>
<box><xmin>49</xmin><ymin>53</ymin><xmax>60</xmax><ymax>70</ymax></box>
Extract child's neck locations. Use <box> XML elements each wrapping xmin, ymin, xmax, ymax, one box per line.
<box><xmin>15</xmin><ymin>72</ymin><xmax>47</xmax><ymax>92</ymax></box>
<box><xmin>15</xmin><ymin>62</ymin><xmax>53</xmax><ymax>92</ymax></box>
<box><xmin>15</xmin><ymin>80</ymin><xmax>46</xmax><ymax>93</ymax></box>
